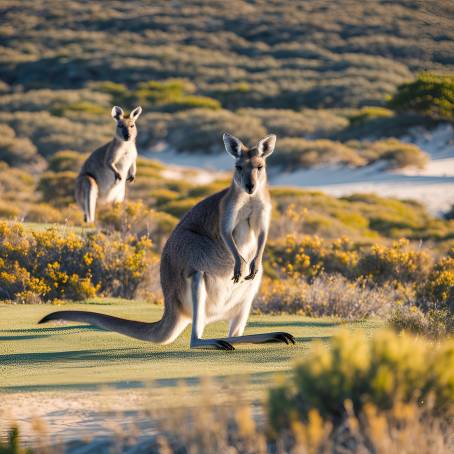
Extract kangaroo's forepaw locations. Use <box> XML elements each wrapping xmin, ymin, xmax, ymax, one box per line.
<box><xmin>114</xmin><ymin>172</ymin><xmax>122</xmax><ymax>182</ymax></box>
<box><xmin>127</xmin><ymin>175</ymin><xmax>135</xmax><ymax>183</ymax></box>
<box><xmin>245</xmin><ymin>270</ymin><xmax>257</xmax><ymax>280</ymax></box>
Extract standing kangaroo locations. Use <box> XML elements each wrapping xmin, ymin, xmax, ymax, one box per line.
<box><xmin>40</xmin><ymin>133</ymin><xmax>295</xmax><ymax>350</ymax></box>
<box><xmin>75</xmin><ymin>106</ymin><xmax>142</xmax><ymax>222</ymax></box>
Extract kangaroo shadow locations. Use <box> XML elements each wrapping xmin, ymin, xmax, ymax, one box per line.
<box><xmin>0</xmin><ymin>333</ymin><xmax>330</xmax><ymax>366</ymax></box>
<box><xmin>0</xmin><ymin>325</ymin><xmax>106</xmax><ymax>334</ymax></box>
<box><xmin>248</xmin><ymin>320</ymin><xmax>341</xmax><ymax>329</ymax></box>
<box><xmin>0</xmin><ymin>334</ymin><xmax>51</xmax><ymax>341</ymax></box>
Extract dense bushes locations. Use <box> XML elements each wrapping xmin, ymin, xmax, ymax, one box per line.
<box><xmin>267</xmin><ymin>235</ymin><xmax>432</xmax><ymax>286</ymax></box>
<box><xmin>268</xmin><ymin>330</ymin><xmax>454</xmax><ymax>434</ymax></box>
<box><xmin>0</xmin><ymin>222</ymin><xmax>158</xmax><ymax>302</ymax></box>
<box><xmin>389</xmin><ymin>72</ymin><xmax>454</xmax><ymax>121</ymax></box>
<box><xmin>261</xmin><ymin>234</ymin><xmax>454</xmax><ymax>333</ymax></box>
<box><xmin>3</xmin><ymin>0</ymin><xmax>446</xmax><ymax>108</ymax></box>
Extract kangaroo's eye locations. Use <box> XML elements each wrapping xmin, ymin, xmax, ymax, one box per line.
<box><xmin>130</xmin><ymin>124</ymin><xmax>135</xmax><ymax>128</ymax></box>
<box><xmin>235</xmin><ymin>165</ymin><xmax>242</xmax><ymax>171</ymax></box>
<box><xmin>257</xmin><ymin>165</ymin><xmax>263</xmax><ymax>170</ymax></box>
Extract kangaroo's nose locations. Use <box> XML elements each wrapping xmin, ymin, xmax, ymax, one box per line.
<box><xmin>246</xmin><ymin>183</ymin><xmax>254</xmax><ymax>194</ymax></box>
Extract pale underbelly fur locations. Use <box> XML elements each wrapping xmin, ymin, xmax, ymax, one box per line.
<box><xmin>97</xmin><ymin>153</ymin><xmax>136</xmax><ymax>203</ymax></box>
<box><xmin>182</xmin><ymin>226</ymin><xmax>260</xmax><ymax>323</ymax></box>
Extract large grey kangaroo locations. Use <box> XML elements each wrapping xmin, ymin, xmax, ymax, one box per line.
<box><xmin>75</xmin><ymin>105</ymin><xmax>142</xmax><ymax>222</ymax></box>
<box><xmin>40</xmin><ymin>133</ymin><xmax>295</xmax><ymax>350</ymax></box>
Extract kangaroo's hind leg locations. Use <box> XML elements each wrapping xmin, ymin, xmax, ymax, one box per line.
<box><xmin>224</xmin><ymin>275</ymin><xmax>295</xmax><ymax>346</ymax></box>
<box><xmin>189</xmin><ymin>271</ymin><xmax>234</xmax><ymax>351</ymax></box>
<box><xmin>76</xmin><ymin>175</ymin><xmax>98</xmax><ymax>223</ymax></box>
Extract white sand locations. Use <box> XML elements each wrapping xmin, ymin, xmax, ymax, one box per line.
<box><xmin>146</xmin><ymin>124</ymin><xmax>454</xmax><ymax>215</ymax></box>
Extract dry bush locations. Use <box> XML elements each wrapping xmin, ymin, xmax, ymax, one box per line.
<box><xmin>269</xmin><ymin>330</ymin><xmax>454</xmax><ymax>432</ymax></box>
<box><xmin>97</xmin><ymin>200</ymin><xmax>178</xmax><ymax>249</ymax></box>
<box><xmin>11</xmin><ymin>333</ymin><xmax>452</xmax><ymax>453</ymax></box>
<box><xmin>165</xmin><ymin>108</ymin><xmax>266</xmax><ymax>153</ymax></box>
<box><xmin>0</xmin><ymin>123</ymin><xmax>44</xmax><ymax>169</ymax></box>
<box><xmin>270</xmin><ymin>138</ymin><xmax>365</xmax><ymax>170</ymax></box>
<box><xmin>238</xmin><ymin>108</ymin><xmax>348</xmax><ymax>137</ymax></box>
<box><xmin>358</xmin><ymin>138</ymin><xmax>429</xmax><ymax>170</ymax></box>
<box><xmin>255</xmin><ymin>274</ymin><xmax>400</xmax><ymax>319</ymax></box>
<box><xmin>23</xmin><ymin>203</ymin><xmax>63</xmax><ymax>223</ymax></box>
<box><xmin>389</xmin><ymin>305</ymin><xmax>454</xmax><ymax>339</ymax></box>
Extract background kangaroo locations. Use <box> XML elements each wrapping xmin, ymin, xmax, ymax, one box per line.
<box><xmin>75</xmin><ymin>105</ymin><xmax>142</xmax><ymax>222</ymax></box>
<box><xmin>40</xmin><ymin>133</ymin><xmax>295</xmax><ymax>350</ymax></box>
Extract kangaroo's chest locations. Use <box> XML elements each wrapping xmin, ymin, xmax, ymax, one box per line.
<box><xmin>232</xmin><ymin>202</ymin><xmax>263</xmax><ymax>261</ymax></box>
<box><xmin>116</xmin><ymin>146</ymin><xmax>137</xmax><ymax>173</ymax></box>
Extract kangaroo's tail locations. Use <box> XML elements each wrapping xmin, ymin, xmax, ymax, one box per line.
<box><xmin>38</xmin><ymin>309</ymin><xmax>186</xmax><ymax>344</ymax></box>
<box><xmin>75</xmin><ymin>173</ymin><xmax>98</xmax><ymax>223</ymax></box>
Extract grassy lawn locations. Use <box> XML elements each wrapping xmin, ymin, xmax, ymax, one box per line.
<box><xmin>0</xmin><ymin>299</ymin><xmax>381</xmax><ymax>392</ymax></box>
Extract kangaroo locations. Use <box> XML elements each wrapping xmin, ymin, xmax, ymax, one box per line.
<box><xmin>40</xmin><ymin>133</ymin><xmax>295</xmax><ymax>350</ymax></box>
<box><xmin>75</xmin><ymin>105</ymin><xmax>142</xmax><ymax>222</ymax></box>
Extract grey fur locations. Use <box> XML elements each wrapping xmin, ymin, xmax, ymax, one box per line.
<box><xmin>40</xmin><ymin>133</ymin><xmax>295</xmax><ymax>350</ymax></box>
<box><xmin>75</xmin><ymin>106</ymin><xmax>142</xmax><ymax>222</ymax></box>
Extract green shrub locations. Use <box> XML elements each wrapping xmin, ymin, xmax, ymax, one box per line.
<box><xmin>389</xmin><ymin>72</ymin><xmax>454</xmax><ymax>121</ymax></box>
<box><xmin>24</xmin><ymin>203</ymin><xmax>63</xmax><ymax>223</ymax></box>
<box><xmin>148</xmin><ymin>188</ymin><xmax>180</xmax><ymax>206</ymax></box>
<box><xmin>47</xmin><ymin>150</ymin><xmax>86</xmax><ymax>172</ymax></box>
<box><xmin>349</xmin><ymin>106</ymin><xmax>394</xmax><ymax>125</ymax></box>
<box><xmin>162</xmin><ymin>197</ymin><xmax>203</xmax><ymax>218</ymax></box>
<box><xmin>38</xmin><ymin>171</ymin><xmax>77</xmax><ymax>207</ymax></box>
<box><xmin>51</xmin><ymin>101</ymin><xmax>106</xmax><ymax>117</ymax></box>
<box><xmin>268</xmin><ymin>330</ymin><xmax>454</xmax><ymax>432</ymax></box>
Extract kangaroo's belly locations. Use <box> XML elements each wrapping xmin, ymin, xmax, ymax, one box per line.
<box><xmin>94</xmin><ymin>153</ymin><xmax>136</xmax><ymax>201</ymax></box>
<box><xmin>204</xmin><ymin>270</ymin><xmax>263</xmax><ymax>322</ymax></box>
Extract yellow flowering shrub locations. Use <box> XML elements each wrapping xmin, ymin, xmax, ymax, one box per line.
<box><xmin>418</xmin><ymin>251</ymin><xmax>454</xmax><ymax>312</ymax></box>
<box><xmin>0</xmin><ymin>221</ymin><xmax>158</xmax><ymax>302</ymax></box>
<box><xmin>357</xmin><ymin>239</ymin><xmax>432</xmax><ymax>284</ymax></box>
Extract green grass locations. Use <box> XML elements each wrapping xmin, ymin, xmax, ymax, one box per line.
<box><xmin>0</xmin><ymin>300</ymin><xmax>381</xmax><ymax>392</ymax></box>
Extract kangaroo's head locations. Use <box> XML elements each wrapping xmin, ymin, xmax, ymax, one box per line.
<box><xmin>223</xmin><ymin>133</ymin><xmax>276</xmax><ymax>196</ymax></box>
<box><xmin>111</xmin><ymin>106</ymin><xmax>142</xmax><ymax>142</ymax></box>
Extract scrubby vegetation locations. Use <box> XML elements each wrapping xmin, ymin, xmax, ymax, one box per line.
<box><xmin>0</xmin><ymin>222</ymin><xmax>159</xmax><ymax>302</ymax></box>
<box><xmin>0</xmin><ymin>1</ymin><xmax>451</xmax><ymax>334</ymax></box>
<box><xmin>0</xmin><ymin>0</ymin><xmax>451</xmax><ymax>171</ymax></box>
<box><xmin>389</xmin><ymin>72</ymin><xmax>454</xmax><ymax>121</ymax></box>
<box><xmin>5</xmin><ymin>330</ymin><xmax>452</xmax><ymax>452</ymax></box>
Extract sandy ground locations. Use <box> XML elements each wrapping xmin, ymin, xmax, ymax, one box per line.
<box><xmin>147</xmin><ymin>124</ymin><xmax>454</xmax><ymax>215</ymax></box>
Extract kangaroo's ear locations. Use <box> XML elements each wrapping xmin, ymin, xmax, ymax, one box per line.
<box><xmin>111</xmin><ymin>106</ymin><xmax>124</xmax><ymax>121</ymax></box>
<box><xmin>223</xmin><ymin>132</ymin><xmax>244</xmax><ymax>159</ymax></box>
<box><xmin>130</xmin><ymin>106</ymin><xmax>143</xmax><ymax>121</ymax></box>
<box><xmin>257</xmin><ymin>134</ymin><xmax>276</xmax><ymax>158</ymax></box>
